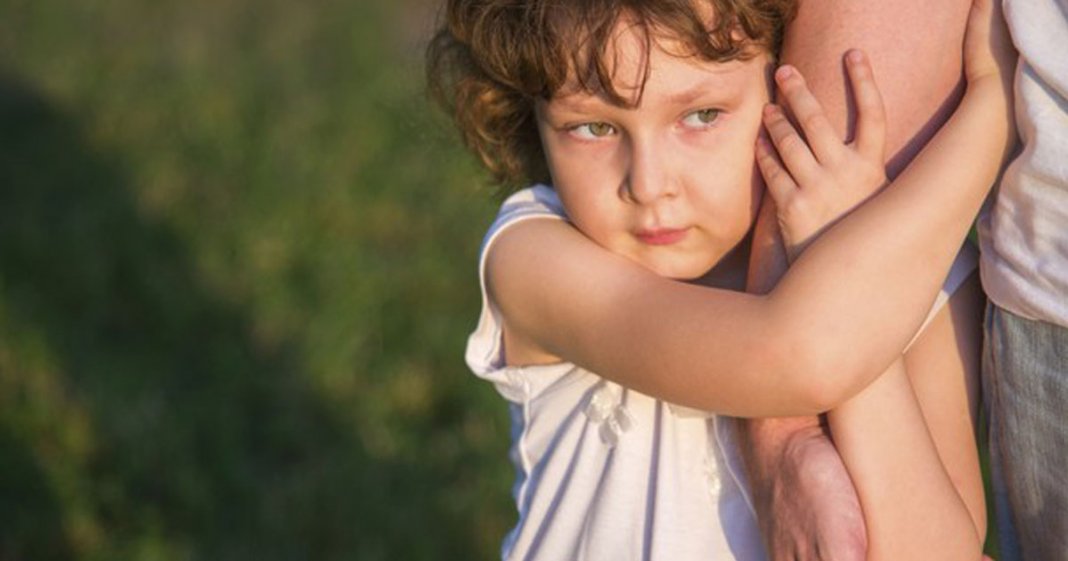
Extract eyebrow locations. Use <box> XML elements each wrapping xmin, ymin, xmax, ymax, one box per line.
<box><xmin>663</xmin><ymin>80</ymin><xmax>724</xmax><ymax>107</ymax></box>
<box><xmin>661</xmin><ymin>65</ymin><xmax>745</xmax><ymax>106</ymax></box>
<box><xmin>548</xmin><ymin>94</ymin><xmax>612</xmax><ymax>113</ymax></box>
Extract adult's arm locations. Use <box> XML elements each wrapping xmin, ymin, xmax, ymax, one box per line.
<box><xmin>786</xmin><ymin>0</ymin><xmax>971</xmax><ymax>172</ymax></box>
<box><xmin>740</xmin><ymin>0</ymin><xmax>973</xmax><ymax>558</ymax></box>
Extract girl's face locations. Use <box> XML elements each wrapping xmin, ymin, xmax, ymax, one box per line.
<box><xmin>536</xmin><ymin>23</ymin><xmax>771</xmax><ymax>280</ymax></box>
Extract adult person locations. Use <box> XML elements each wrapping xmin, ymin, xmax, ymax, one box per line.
<box><xmin>738</xmin><ymin>0</ymin><xmax>990</xmax><ymax>559</ymax></box>
<box><xmin>978</xmin><ymin>1</ymin><xmax>1068</xmax><ymax>559</ymax></box>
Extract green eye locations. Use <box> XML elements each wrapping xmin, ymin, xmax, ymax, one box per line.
<box><xmin>589</xmin><ymin>122</ymin><xmax>613</xmax><ymax>136</ymax></box>
<box><xmin>696</xmin><ymin>109</ymin><xmax>720</xmax><ymax>123</ymax></box>
<box><xmin>571</xmin><ymin>121</ymin><xmax>616</xmax><ymax>139</ymax></box>
<box><xmin>683</xmin><ymin>108</ymin><xmax>722</xmax><ymax>128</ymax></box>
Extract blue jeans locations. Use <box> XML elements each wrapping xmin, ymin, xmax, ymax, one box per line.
<box><xmin>983</xmin><ymin>303</ymin><xmax>1068</xmax><ymax>561</ymax></box>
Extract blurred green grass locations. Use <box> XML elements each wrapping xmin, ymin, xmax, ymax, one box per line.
<box><xmin>0</xmin><ymin>0</ymin><xmax>513</xmax><ymax>559</ymax></box>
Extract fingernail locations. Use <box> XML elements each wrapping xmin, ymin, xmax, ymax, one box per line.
<box><xmin>763</xmin><ymin>104</ymin><xmax>778</xmax><ymax>117</ymax></box>
<box><xmin>775</xmin><ymin>65</ymin><xmax>794</xmax><ymax>81</ymax></box>
<box><xmin>847</xmin><ymin>49</ymin><xmax>864</xmax><ymax>63</ymax></box>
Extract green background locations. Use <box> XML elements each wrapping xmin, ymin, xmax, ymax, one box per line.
<box><xmin>0</xmin><ymin>0</ymin><xmax>512</xmax><ymax>559</ymax></box>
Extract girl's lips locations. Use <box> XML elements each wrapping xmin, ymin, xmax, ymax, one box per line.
<box><xmin>636</xmin><ymin>227</ymin><xmax>689</xmax><ymax>245</ymax></box>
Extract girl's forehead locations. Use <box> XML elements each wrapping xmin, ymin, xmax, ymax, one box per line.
<box><xmin>554</xmin><ymin>21</ymin><xmax>767</xmax><ymax>107</ymax></box>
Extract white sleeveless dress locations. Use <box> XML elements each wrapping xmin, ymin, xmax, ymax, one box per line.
<box><xmin>466</xmin><ymin>184</ymin><xmax>977</xmax><ymax>561</ymax></box>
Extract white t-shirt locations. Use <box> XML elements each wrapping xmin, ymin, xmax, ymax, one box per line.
<box><xmin>465</xmin><ymin>185</ymin><xmax>766</xmax><ymax>561</ymax></box>
<box><xmin>979</xmin><ymin>0</ymin><xmax>1068</xmax><ymax>326</ymax></box>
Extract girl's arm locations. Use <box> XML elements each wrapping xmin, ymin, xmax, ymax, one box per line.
<box><xmin>827</xmin><ymin>358</ymin><xmax>983</xmax><ymax>560</ymax></box>
<box><xmin>739</xmin><ymin>0</ymin><xmax>984</xmax><ymax>556</ymax></box>
<box><xmin>487</xmin><ymin>0</ymin><xmax>1015</xmax><ymax>417</ymax></box>
<box><xmin>900</xmin><ymin>277</ymin><xmax>987</xmax><ymax>540</ymax></box>
<box><xmin>742</xmin><ymin>259</ymin><xmax>988</xmax><ymax>560</ymax></box>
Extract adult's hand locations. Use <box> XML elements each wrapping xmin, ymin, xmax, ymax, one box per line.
<box><xmin>740</xmin><ymin>417</ymin><xmax>866</xmax><ymax>561</ymax></box>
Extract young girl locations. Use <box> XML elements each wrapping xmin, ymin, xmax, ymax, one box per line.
<box><xmin>428</xmin><ymin>0</ymin><xmax>1013</xmax><ymax>558</ymax></box>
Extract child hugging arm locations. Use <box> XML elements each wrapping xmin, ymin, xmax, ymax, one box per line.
<box><xmin>745</xmin><ymin>0</ymin><xmax>1013</xmax><ymax>556</ymax></box>
<box><xmin>428</xmin><ymin>0</ymin><xmax>1013</xmax><ymax>557</ymax></box>
<box><xmin>428</xmin><ymin>0</ymin><xmax>1012</xmax><ymax>417</ymax></box>
<box><xmin>740</xmin><ymin>0</ymin><xmax>1015</xmax><ymax>558</ymax></box>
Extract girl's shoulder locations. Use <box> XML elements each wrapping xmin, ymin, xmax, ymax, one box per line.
<box><xmin>483</xmin><ymin>184</ymin><xmax>567</xmax><ymax>242</ymax></box>
<box><xmin>486</xmin><ymin>185</ymin><xmax>604</xmax><ymax>369</ymax></box>
<box><xmin>466</xmin><ymin>184</ymin><xmax>576</xmax><ymax>388</ymax></box>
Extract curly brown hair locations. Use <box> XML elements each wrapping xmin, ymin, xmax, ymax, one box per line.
<box><xmin>426</xmin><ymin>0</ymin><xmax>797</xmax><ymax>191</ymax></box>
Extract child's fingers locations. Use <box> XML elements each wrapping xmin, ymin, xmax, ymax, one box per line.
<box><xmin>762</xmin><ymin>104</ymin><xmax>821</xmax><ymax>187</ymax></box>
<box><xmin>963</xmin><ymin>0</ymin><xmax>1015</xmax><ymax>85</ymax></box>
<box><xmin>845</xmin><ymin>49</ymin><xmax>886</xmax><ymax>163</ymax></box>
<box><xmin>775</xmin><ymin>65</ymin><xmax>842</xmax><ymax>164</ymax></box>
<box><xmin>963</xmin><ymin>0</ymin><xmax>994</xmax><ymax>78</ymax></box>
<box><xmin>755</xmin><ymin>134</ymin><xmax>797</xmax><ymax>204</ymax></box>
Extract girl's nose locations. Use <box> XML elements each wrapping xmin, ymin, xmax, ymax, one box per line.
<box><xmin>623</xmin><ymin>140</ymin><xmax>678</xmax><ymax>204</ymax></box>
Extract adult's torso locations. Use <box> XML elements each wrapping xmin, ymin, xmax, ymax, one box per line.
<box><xmin>978</xmin><ymin>0</ymin><xmax>1068</xmax><ymax>326</ymax></box>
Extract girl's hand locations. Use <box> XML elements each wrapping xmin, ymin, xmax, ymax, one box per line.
<box><xmin>963</xmin><ymin>0</ymin><xmax>1017</xmax><ymax>160</ymax></box>
<box><xmin>756</xmin><ymin>51</ymin><xmax>888</xmax><ymax>261</ymax></box>
<box><xmin>963</xmin><ymin>0</ymin><xmax>1015</xmax><ymax>89</ymax></box>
